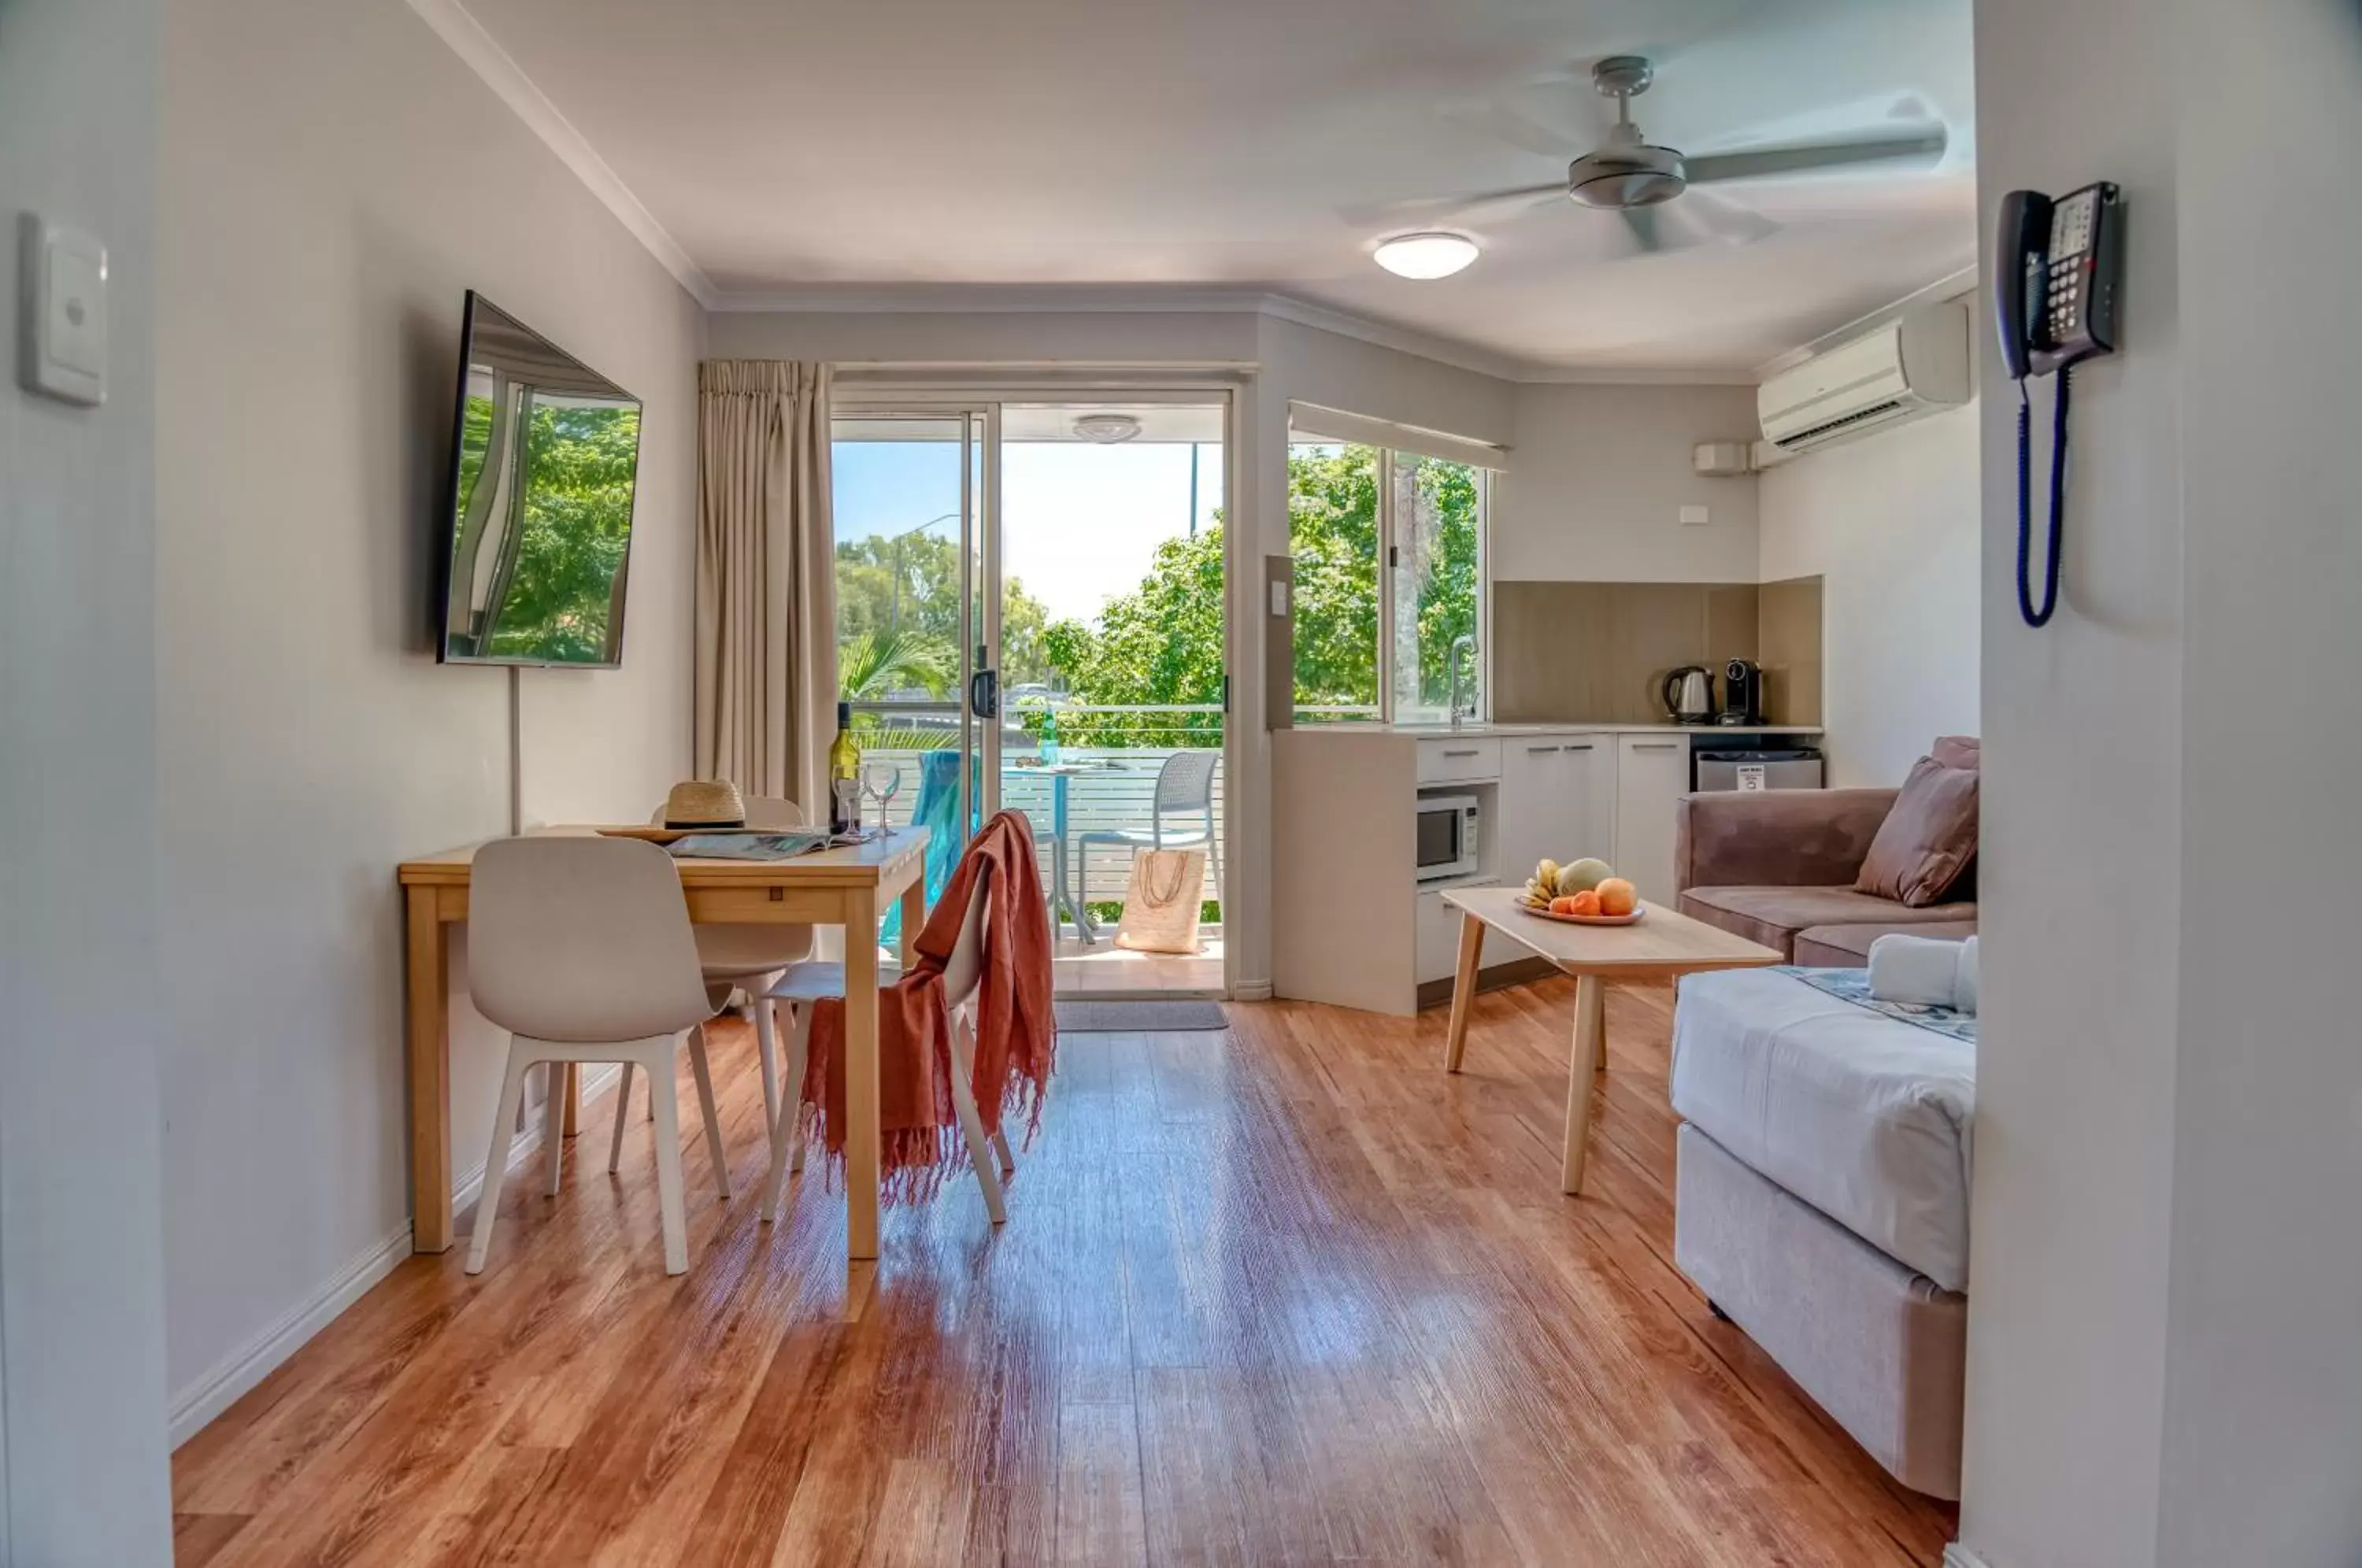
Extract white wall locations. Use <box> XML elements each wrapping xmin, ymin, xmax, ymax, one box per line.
<box><xmin>2153</xmin><ymin>2</ymin><xmax>2362</xmax><ymax>1562</ymax></box>
<box><xmin>154</xmin><ymin>0</ymin><xmax>705</xmax><ymax>1433</ymax></box>
<box><xmin>0</xmin><ymin>0</ymin><xmax>176</xmax><ymax>1558</ymax></box>
<box><xmin>1957</xmin><ymin>0</ymin><xmax>2186</xmax><ymax>1562</ymax></box>
<box><xmin>1493</xmin><ymin>383</ymin><xmax>1761</xmax><ymax>582</ymax></box>
<box><xmin>1758</xmin><ymin>402</ymin><xmax>1981</xmax><ymax>786</ymax></box>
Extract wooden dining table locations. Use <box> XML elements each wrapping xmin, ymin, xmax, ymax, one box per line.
<box><xmin>398</xmin><ymin>826</ymin><xmax>930</xmax><ymax>1263</ymax></box>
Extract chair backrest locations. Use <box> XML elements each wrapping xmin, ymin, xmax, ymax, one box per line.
<box><xmin>648</xmin><ymin>796</ymin><xmax>804</xmax><ymax>830</ymax></box>
<box><xmin>1154</xmin><ymin>749</ymin><xmax>1219</xmax><ymax>815</ymax></box>
<box><xmin>939</xmin><ymin>865</ymin><xmax>994</xmax><ymax>1011</ymax></box>
<box><xmin>469</xmin><ymin>837</ymin><xmax>713</xmax><ymax>1043</ymax></box>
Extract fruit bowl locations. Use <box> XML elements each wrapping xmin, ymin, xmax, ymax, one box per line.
<box><xmin>1516</xmin><ymin>900</ymin><xmax>1646</xmax><ymax>927</ymax></box>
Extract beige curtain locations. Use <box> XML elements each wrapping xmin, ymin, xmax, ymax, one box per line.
<box><xmin>694</xmin><ymin>361</ymin><xmax>837</xmax><ymax>810</ymax></box>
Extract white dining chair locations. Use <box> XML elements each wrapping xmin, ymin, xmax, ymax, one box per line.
<box><xmin>757</xmin><ymin>867</ymin><xmax>1015</xmax><ymax>1224</ymax></box>
<box><xmin>466</xmin><ymin>835</ymin><xmax>732</xmax><ymax>1277</ymax></box>
<box><xmin>1075</xmin><ymin>749</ymin><xmax>1221</xmax><ymax>942</ymax></box>
<box><xmin>613</xmin><ymin>796</ymin><xmax>814</xmax><ymax>1185</ymax></box>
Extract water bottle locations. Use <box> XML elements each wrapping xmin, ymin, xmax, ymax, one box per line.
<box><xmin>1039</xmin><ymin>704</ymin><xmax>1061</xmax><ymax>767</ymax></box>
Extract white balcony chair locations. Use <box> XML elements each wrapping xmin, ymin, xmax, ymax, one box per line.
<box><xmin>465</xmin><ymin>836</ymin><xmax>732</xmax><ymax>1278</ymax></box>
<box><xmin>1074</xmin><ymin>749</ymin><xmax>1222</xmax><ymax>941</ymax></box>
<box><xmin>757</xmin><ymin>865</ymin><xmax>1015</xmax><ymax>1224</ymax></box>
<box><xmin>610</xmin><ymin>797</ymin><xmax>815</xmax><ymax>1188</ymax></box>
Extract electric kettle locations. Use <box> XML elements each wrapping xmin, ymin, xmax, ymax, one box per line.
<box><xmin>1662</xmin><ymin>665</ymin><xmax>1715</xmax><ymax>724</ymax></box>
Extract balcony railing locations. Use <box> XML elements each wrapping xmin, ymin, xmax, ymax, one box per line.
<box><xmin>846</xmin><ymin>701</ymin><xmax>1224</xmax><ymax>911</ymax></box>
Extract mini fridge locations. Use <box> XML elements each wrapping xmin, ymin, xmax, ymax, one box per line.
<box><xmin>1692</xmin><ymin>746</ymin><xmax>1824</xmax><ymax>792</ymax></box>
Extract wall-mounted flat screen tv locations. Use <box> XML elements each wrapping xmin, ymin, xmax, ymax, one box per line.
<box><xmin>434</xmin><ymin>291</ymin><xmax>642</xmax><ymax>667</ymax></box>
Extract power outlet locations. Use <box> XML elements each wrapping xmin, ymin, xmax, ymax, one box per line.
<box><xmin>1679</xmin><ymin>504</ymin><xmax>1710</xmax><ymax>527</ymax></box>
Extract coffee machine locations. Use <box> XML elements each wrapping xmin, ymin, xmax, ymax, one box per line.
<box><xmin>1719</xmin><ymin>659</ymin><xmax>1764</xmax><ymax>725</ymax></box>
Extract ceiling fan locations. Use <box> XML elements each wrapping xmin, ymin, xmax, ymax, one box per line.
<box><xmin>1378</xmin><ymin>54</ymin><xmax>1949</xmax><ymax>256</ymax></box>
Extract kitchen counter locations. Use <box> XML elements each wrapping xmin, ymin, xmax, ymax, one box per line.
<box><xmin>1312</xmin><ymin>721</ymin><xmax>1823</xmax><ymax>738</ymax></box>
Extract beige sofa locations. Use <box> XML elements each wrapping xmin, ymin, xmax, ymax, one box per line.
<box><xmin>1673</xmin><ymin>787</ymin><xmax>1978</xmax><ymax>963</ymax></box>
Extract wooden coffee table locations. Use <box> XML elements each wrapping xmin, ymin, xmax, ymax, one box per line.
<box><xmin>1439</xmin><ymin>886</ymin><xmax>1782</xmax><ymax>1195</ymax></box>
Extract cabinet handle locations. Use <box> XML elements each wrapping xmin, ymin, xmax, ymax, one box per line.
<box><xmin>1564</xmin><ymin>743</ymin><xmax>1594</xmax><ymax>752</ymax></box>
<box><xmin>1442</xmin><ymin>749</ymin><xmax>1480</xmax><ymax>758</ymax></box>
<box><xmin>1526</xmin><ymin>745</ymin><xmax>1561</xmax><ymax>755</ymax></box>
<box><xmin>1631</xmin><ymin>741</ymin><xmax>1680</xmax><ymax>752</ymax></box>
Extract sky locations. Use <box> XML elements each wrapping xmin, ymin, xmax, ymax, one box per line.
<box><xmin>833</xmin><ymin>437</ymin><xmax>1224</xmax><ymax>623</ymax></box>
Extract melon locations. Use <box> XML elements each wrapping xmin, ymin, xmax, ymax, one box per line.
<box><xmin>1556</xmin><ymin>857</ymin><xmax>1614</xmax><ymax>895</ymax></box>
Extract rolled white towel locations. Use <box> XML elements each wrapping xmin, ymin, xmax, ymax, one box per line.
<box><xmin>1953</xmin><ymin>937</ymin><xmax>1978</xmax><ymax>1015</ymax></box>
<box><xmin>1867</xmin><ymin>934</ymin><xmax>1970</xmax><ymax>1010</ymax></box>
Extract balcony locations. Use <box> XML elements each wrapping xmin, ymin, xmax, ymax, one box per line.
<box><xmin>850</xmin><ymin>701</ymin><xmax>1224</xmax><ymax>994</ymax></box>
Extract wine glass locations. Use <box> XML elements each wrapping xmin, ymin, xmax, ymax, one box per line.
<box><xmin>861</xmin><ymin>760</ymin><xmax>901</xmax><ymax>836</ymax></box>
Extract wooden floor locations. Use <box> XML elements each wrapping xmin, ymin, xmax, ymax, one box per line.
<box><xmin>172</xmin><ymin>979</ymin><xmax>1957</xmax><ymax>1566</ymax></box>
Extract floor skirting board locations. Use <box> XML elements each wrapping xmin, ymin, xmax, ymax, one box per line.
<box><xmin>1944</xmin><ymin>1544</ymin><xmax>1993</xmax><ymax>1568</ymax></box>
<box><xmin>168</xmin><ymin>1063</ymin><xmax>622</xmax><ymax>1448</ymax></box>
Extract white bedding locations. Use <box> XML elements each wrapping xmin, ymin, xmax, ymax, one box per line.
<box><xmin>1671</xmin><ymin>967</ymin><xmax>1975</xmax><ymax>1293</ymax></box>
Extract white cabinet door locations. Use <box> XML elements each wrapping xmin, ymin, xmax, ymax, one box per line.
<box><xmin>1416</xmin><ymin>881</ymin><xmax>1495</xmax><ymax>983</ymax></box>
<box><xmin>1500</xmin><ymin>734</ymin><xmax>1618</xmax><ymax>886</ymax></box>
<box><xmin>1613</xmin><ymin>735</ymin><xmax>1690</xmax><ymax>907</ymax></box>
<box><xmin>1558</xmin><ymin>734</ymin><xmax>1616</xmax><ymax>870</ymax></box>
<box><xmin>1496</xmin><ymin>735</ymin><xmax>1565</xmax><ymax>886</ymax></box>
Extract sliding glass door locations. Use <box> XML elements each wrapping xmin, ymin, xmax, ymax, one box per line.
<box><xmin>831</xmin><ymin>396</ymin><xmax>1228</xmax><ymax>997</ymax></box>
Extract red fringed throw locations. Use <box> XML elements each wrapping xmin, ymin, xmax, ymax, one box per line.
<box><xmin>799</xmin><ymin>811</ymin><xmax>1057</xmax><ymax>1202</ymax></box>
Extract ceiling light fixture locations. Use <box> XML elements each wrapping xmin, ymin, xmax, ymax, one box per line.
<box><xmin>1072</xmin><ymin>412</ymin><xmax>1142</xmax><ymax>443</ymax></box>
<box><xmin>1373</xmin><ymin>231</ymin><xmax>1480</xmax><ymax>279</ymax></box>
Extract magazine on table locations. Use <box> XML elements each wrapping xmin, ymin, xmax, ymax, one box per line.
<box><xmin>664</xmin><ymin>829</ymin><xmax>849</xmax><ymax>861</ymax></box>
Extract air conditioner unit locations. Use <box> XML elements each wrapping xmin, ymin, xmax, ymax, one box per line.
<box><xmin>1757</xmin><ymin>301</ymin><xmax>1970</xmax><ymax>457</ymax></box>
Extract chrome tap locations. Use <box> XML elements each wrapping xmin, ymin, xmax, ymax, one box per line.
<box><xmin>1447</xmin><ymin>634</ymin><xmax>1477</xmax><ymax>730</ymax></box>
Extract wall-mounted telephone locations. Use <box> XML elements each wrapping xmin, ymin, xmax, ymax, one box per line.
<box><xmin>1994</xmin><ymin>182</ymin><xmax>2123</xmax><ymax>627</ymax></box>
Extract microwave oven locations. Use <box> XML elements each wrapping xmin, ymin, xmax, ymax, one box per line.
<box><xmin>1415</xmin><ymin>793</ymin><xmax>1481</xmax><ymax>882</ymax></box>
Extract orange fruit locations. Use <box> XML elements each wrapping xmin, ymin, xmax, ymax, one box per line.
<box><xmin>1549</xmin><ymin>895</ymin><xmax>1580</xmax><ymax>915</ymax></box>
<box><xmin>1570</xmin><ymin>889</ymin><xmax>1603</xmax><ymax>917</ymax></box>
<box><xmin>1595</xmin><ymin>878</ymin><xmax>1637</xmax><ymax>916</ymax></box>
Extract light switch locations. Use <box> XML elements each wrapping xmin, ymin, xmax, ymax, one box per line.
<box><xmin>1679</xmin><ymin>504</ymin><xmax>1710</xmax><ymax>527</ymax></box>
<box><xmin>17</xmin><ymin>214</ymin><xmax>107</xmax><ymax>407</ymax></box>
<box><xmin>1269</xmin><ymin>580</ymin><xmax>1290</xmax><ymax>617</ymax></box>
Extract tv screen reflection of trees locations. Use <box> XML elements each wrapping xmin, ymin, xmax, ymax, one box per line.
<box><xmin>436</xmin><ymin>293</ymin><xmax>642</xmax><ymax>668</ymax></box>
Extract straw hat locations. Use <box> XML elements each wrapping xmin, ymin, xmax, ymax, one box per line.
<box><xmin>662</xmin><ymin>778</ymin><xmax>746</xmax><ymax>829</ymax></box>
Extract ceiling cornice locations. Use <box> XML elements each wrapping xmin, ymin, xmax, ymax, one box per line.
<box><xmin>705</xmin><ymin>284</ymin><xmax>1271</xmax><ymax>317</ymax></box>
<box><xmin>406</xmin><ymin>0</ymin><xmax>717</xmax><ymax>307</ymax></box>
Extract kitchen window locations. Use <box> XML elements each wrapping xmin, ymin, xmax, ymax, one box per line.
<box><xmin>1287</xmin><ymin>407</ymin><xmax>1495</xmax><ymax>726</ymax></box>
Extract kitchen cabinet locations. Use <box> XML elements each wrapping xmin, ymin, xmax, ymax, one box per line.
<box><xmin>1613</xmin><ymin>735</ymin><xmax>1690</xmax><ymax>906</ymax></box>
<box><xmin>1497</xmin><ymin>733</ymin><xmax>1616</xmax><ymax>882</ymax></box>
<box><xmin>1415</xmin><ymin>737</ymin><xmax>1500</xmax><ymax>786</ymax></box>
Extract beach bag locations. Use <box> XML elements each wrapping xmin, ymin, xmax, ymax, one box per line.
<box><xmin>1114</xmin><ymin>848</ymin><xmax>1205</xmax><ymax>954</ymax></box>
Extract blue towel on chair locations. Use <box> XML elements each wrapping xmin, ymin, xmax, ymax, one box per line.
<box><xmin>879</xmin><ymin>748</ymin><xmax>966</xmax><ymax>948</ymax></box>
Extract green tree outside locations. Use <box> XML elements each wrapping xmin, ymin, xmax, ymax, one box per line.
<box><xmin>827</xmin><ymin>444</ymin><xmax>1481</xmax><ymax>745</ymax></box>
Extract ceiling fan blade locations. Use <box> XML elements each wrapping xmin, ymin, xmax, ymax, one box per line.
<box><xmin>1682</xmin><ymin>187</ymin><xmax>1780</xmax><ymax>246</ymax></box>
<box><xmin>1620</xmin><ymin>206</ymin><xmax>1664</xmax><ymax>253</ymax></box>
<box><xmin>1338</xmin><ymin>182</ymin><xmax>1565</xmax><ymax>229</ymax></box>
<box><xmin>1685</xmin><ymin>126</ymin><xmax>1948</xmax><ymax>184</ymax></box>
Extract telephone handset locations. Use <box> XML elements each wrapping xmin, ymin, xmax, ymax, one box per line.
<box><xmin>1994</xmin><ymin>181</ymin><xmax>2123</xmax><ymax>627</ymax></box>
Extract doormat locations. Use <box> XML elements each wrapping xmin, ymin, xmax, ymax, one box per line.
<box><xmin>1054</xmin><ymin>1000</ymin><xmax>1228</xmax><ymax>1033</ymax></box>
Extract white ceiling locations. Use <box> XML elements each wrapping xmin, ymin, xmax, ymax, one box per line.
<box><xmin>455</xmin><ymin>0</ymin><xmax>1976</xmax><ymax>375</ymax></box>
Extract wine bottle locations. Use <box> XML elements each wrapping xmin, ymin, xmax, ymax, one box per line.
<box><xmin>827</xmin><ymin>701</ymin><xmax>860</xmax><ymax>835</ymax></box>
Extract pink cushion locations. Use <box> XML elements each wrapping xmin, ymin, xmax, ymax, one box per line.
<box><xmin>1855</xmin><ymin>755</ymin><xmax>1980</xmax><ymax>908</ymax></box>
